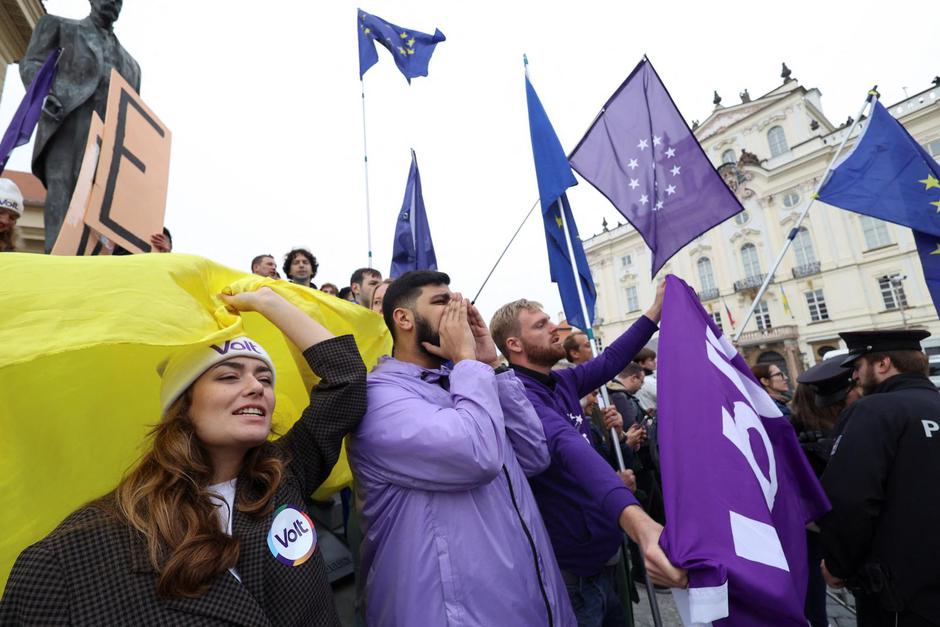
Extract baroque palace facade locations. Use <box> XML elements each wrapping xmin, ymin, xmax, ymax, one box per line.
<box><xmin>583</xmin><ymin>69</ymin><xmax>940</xmax><ymax>377</ymax></box>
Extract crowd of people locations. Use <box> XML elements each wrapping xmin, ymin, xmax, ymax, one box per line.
<box><xmin>2</xmin><ymin>185</ymin><xmax>939</xmax><ymax>626</ymax></box>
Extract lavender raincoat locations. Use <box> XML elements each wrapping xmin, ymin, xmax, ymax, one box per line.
<box><xmin>349</xmin><ymin>357</ymin><xmax>576</xmax><ymax>626</ymax></box>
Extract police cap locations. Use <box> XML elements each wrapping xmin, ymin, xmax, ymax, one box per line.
<box><xmin>797</xmin><ymin>355</ymin><xmax>855</xmax><ymax>408</ymax></box>
<box><xmin>838</xmin><ymin>329</ymin><xmax>930</xmax><ymax>366</ymax></box>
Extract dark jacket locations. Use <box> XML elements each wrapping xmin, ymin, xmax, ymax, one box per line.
<box><xmin>820</xmin><ymin>373</ymin><xmax>940</xmax><ymax>622</ymax></box>
<box><xmin>0</xmin><ymin>335</ymin><xmax>366</xmax><ymax>626</ymax></box>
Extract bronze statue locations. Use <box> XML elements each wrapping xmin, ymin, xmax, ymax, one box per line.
<box><xmin>20</xmin><ymin>0</ymin><xmax>140</xmax><ymax>253</ymax></box>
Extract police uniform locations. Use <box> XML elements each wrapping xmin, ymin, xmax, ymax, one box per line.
<box><xmin>820</xmin><ymin>330</ymin><xmax>940</xmax><ymax>626</ymax></box>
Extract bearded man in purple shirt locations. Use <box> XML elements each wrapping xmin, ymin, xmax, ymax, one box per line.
<box><xmin>490</xmin><ymin>282</ymin><xmax>686</xmax><ymax>626</ymax></box>
<box><xmin>349</xmin><ymin>271</ymin><xmax>576</xmax><ymax>626</ymax></box>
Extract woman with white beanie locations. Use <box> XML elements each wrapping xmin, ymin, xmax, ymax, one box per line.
<box><xmin>0</xmin><ymin>178</ymin><xmax>24</xmax><ymax>252</ymax></box>
<box><xmin>0</xmin><ymin>286</ymin><xmax>367</xmax><ymax>625</ymax></box>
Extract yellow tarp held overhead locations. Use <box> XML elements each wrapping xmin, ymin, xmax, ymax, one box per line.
<box><xmin>0</xmin><ymin>253</ymin><xmax>391</xmax><ymax>588</ymax></box>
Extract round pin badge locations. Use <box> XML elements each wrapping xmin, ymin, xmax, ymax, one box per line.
<box><xmin>266</xmin><ymin>505</ymin><xmax>317</xmax><ymax>566</ymax></box>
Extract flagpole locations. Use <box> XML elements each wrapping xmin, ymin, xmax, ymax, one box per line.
<box><xmin>733</xmin><ymin>88</ymin><xmax>878</xmax><ymax>342</ymax></box>
<box><xmin>360</xmin><ymin>79</ymin><xmax>374</xmax><ymax>269</ymax></box>
<box><xmin>558</xmin><ymin>197</ymin><xmax>665</xmax><ymax>627</ymax></box>
<box><xmin>470</xmin><ymin>198</ymin><xmax>539</xmax><ymax>304</ymax></box>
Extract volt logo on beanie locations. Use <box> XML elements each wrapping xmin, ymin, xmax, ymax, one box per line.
<box><xmin>209</xmin><ymin>339</ymin><xmax>264</xmax><ymax>356</ymax></box>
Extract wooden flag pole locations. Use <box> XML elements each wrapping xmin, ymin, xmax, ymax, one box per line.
<box><xmin>733</xmin><ymin>89</ymin><xmax>878</xmax><ymax>342</ymax></box>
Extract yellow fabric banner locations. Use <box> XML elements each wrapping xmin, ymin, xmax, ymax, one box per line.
<box><xmin>0</xmin><ymin>253</ymin><xmax>390</xmax><ymax>588</ymax></box>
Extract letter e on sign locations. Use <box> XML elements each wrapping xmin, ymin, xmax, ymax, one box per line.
<box><xmin>84</xmin><ymin>69</ymin><xmax>172</xmax><ymax>253</ymax></box>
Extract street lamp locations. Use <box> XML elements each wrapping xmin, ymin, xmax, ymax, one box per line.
<box><xmin>889</xmin><ymin>275</ymin><xmax>908</xmax><ymax>328</ymax></box>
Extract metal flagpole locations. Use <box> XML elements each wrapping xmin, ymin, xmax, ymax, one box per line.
<box><xmin>733</xmin><ymin>88</ymin><xmax>878</xmax><ymax>342</ymax></box>
<box><xmin>558</xmin><ymin>197</ymin><xmax>664</xmax><ymax>627</ymax></box>
<box><xmin>471</xmin><ymin>198</ymin><xmax>540</xmax><ymax>304</ymax></box>
<box><xmin>360</xmin><ymin>79</ymin><xmax>374</xmax><ymax>269</ymax></box>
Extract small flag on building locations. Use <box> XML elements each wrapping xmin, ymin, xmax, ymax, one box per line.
<box><xmin>569</xmin><ymin>58</ymin><xmax>745</xmax><ymax>277</ymax></box>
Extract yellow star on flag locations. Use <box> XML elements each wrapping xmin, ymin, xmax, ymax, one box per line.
<box><xmin>407</xmin><ymin>37</ymin><xmax>415</xmax><ymax>47</ymax></box>
<box><xmin>406</xmin><ymin>48</ymin><xmax>414</xmax><ymax>55</ymax></box>
<box><xmin>920</xmin><ymin>174</ymin><xmax>940</xmax><ymax>190</ymax></box>
<box><xmin>931</xmin><ymin>243</ymin><xmax>940</xmax><ymax>255</ymax></box>
<box><xmin>400</xmin><ymin>32</ymin><xmax>408</xmax><ymax>39</ymax></box>
<box><xmin>555</xmin><ymin>214</ymin><xmax>563</xmax><ymax>228</ymax></box>
<box><xmin>932</xmin><ymin>199</ymin><xmax>940</xmax><ymax>212</ymax></box>
<box><xmin>363</xmin><ymin>27</ymin><xmax>370</xmax><ymax>34</ymax></box>
<box><xmin>398</xmin><ymin>46</ymin><xmax>406</xmax><ymax>55</ymax></box>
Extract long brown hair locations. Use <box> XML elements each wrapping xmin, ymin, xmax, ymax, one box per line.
<box><xmin>0</xmin><ymin>223</ymin><xmax>20</xmax><ymax>252</ymax></box>
<box><xmin>104</xmin><ymin>390</ymin><xmax>285</xmax><ymax>598</ymax></box>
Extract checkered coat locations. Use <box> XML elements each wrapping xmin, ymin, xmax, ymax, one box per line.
<box><xmin>0</xmin><ymin>335</ymin><xmax>366</xmax><ymax>626</ymax></box>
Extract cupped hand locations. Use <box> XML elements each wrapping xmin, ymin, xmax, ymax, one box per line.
<box><xmin>421</xmin><ymin>294</ymin><xmax>476</xmax><ymax>364</ymax></box>
<box><xmin>467</xmin><ymin>300</ymin><xmax>500</xmax><ymax>366</ymax></box>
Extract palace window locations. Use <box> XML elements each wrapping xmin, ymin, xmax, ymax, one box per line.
<box><xmin>733</xmin><ymin>210</ymin><xmax>750</xmax><ymax>225</ymax></box>
<box><xmin>625</xmin><ymin>285</ymin><xmax>640</xmax><ymax>312</ymax></box>
<box><xmin>792</xmin><ymin>228</ymin><xmax>817</xmax><ymax>266</ymax></box>
<box><xmin>805</xmin><ymin>289</ymin><xmax>829</xmax><ymax>322</ymax></box>
<box><xmin>741</xmin><ymin>243</ymin><xmax>762</xmax><ymax>279</ymax></box>
<box><xmin>768</xmin><ymin>126</ymin><xmax>789</xmax><ymax>157</ymax></box>
<box><xmin>878</xmin><ymin>275</ymin><xmax>908</xmax><ymax>310</ymax></box>
<box><xmin>859</xmin><ymin>216</ymin><xmax>892</xmax><ymax>249</ymax></box>
<box><xmin>754</xmin><ymin>300</ymin><xmax>772</xmax><ymax>330</ymax></box>
<box><xmin>782</xmin><ymin>190</ymin><xmax>801</xmax><ymax>209</ymax></box>
<box><xmin>721</xmin><ymin>149</ymin><xmax>737</xmax><ymax>165</ymax></box>
<box><xmin>710</xmin><ymin>311</ymin><xmax>723</xmax><ymax>331</ymax></box>
<box><xmin>698</xmin><ymin>257</ymin><xmax>717</xmax><ymax>292</ymax></box>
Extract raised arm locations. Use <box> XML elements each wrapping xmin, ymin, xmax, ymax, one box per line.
<box><xmin>221</xmin><ymin>287</ymin><xmax>366</xmax><ymax>495</ymax></box>
<box><xmin>570</xmin><ymin>282</ymin><xmax>664</xmax><ymax>397</ymax></box>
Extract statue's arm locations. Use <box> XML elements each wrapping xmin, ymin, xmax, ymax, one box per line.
<box><xmin>19</xmin><ymin>15</ymin><xmax>61</xmax><ymax>86</ymax></box>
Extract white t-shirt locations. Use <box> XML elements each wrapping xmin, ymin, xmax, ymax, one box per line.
<box><xmin>207</xmin><ymin>478</ymin><xmax>241</xmax><ymax>582</ymax></box>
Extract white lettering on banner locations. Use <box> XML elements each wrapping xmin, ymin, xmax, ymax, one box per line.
<box><xmin>705</xmin><ymin>325</ymin><xmax>790</xmax><ymax>572</ymax></box>
<box><xmin>923</xmin><ymin>420</ymin><xmax>940</xmax><ymax>438</ymax></box>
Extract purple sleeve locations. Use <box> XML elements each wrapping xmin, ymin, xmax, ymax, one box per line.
<box><xmin>353</xmin><ymin>360</ymin><xmax>506</xmax><ymax>492</ymax></box>
<box><xmin>569</xmin><ymin>316</ymin><xmax>657</xmax><ymax>398</ymax></box>
<box><xmin>539</xmin><ymin>401</ymin><xmax>638</xmax><ymax>521</ymax></box>
<box><xmin>496</xmin><ymin>371</ymin><xmax>550</xmax><ymax>477</ymax></box>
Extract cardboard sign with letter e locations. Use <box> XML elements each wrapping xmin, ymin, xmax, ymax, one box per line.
<box><xmin>83</xmin><ymin>69</ymin><xmax>172</xmax><ymax>253</ymax></box>
<box><xmin>50</xmin><ymin>113</ymin><xmax>115</xmax><ymax>256</ymax></box>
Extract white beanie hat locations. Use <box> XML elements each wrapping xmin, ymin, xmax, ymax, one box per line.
<box><xmin>0</xmin><ymin>178</ymin><xmax>24</xmax><ymax>218</ymax></box>
<box><xmin>157</xmin><ymin>336</ymin><xmax>276</xmax><ymax>413</ymax></box>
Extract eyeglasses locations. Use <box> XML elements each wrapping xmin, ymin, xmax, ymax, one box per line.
<box><xmin>769</xmin><ymin>372</ymin><xmax>788</xmax><ymax>380</ymax></box>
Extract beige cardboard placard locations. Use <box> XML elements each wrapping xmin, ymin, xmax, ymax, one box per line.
<box><xmin>50</xmin><ymin>114</ymin><xmax>113</xmax><ymax>256</ymax></box>
<box><xmin>84</xmin><ymin>69</ymin><xmax>172</xmax><ymax>253</ymax></box>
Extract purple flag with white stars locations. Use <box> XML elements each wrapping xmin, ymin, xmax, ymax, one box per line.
<box><xmin>569</xmin><ymin>58</ymin><xmax>744</xmax><ymax>277</ymax></box>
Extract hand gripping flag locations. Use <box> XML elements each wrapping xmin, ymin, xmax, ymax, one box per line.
<box><xmin>569</xmin><ymin>58</ymin><xmax>744</xmax><ymax>277</ymax></box>
<box><xmin>657</xmin><ymin>275</ymin><xmax>830</xmax><ymax>625</ymax></box>
<box><xmin>818</xmin><ymin>99</ymin><xmax>940</xmax><ymax>316</ymax></box>
<box><xmin>0</xmin><ymin>48</ymin><xmax>59</xmax><ymax>174</ymax></box>
<box><xmin>525</xmin><ymin>71</ymin><xmax>596</xmax><ymax>331</ymax></box>
<box><xmin>357</xmin><ymin>9</ymin><xmax>445</xmax><ymax>83</ymax></box>
<box><xmin>0</xmin><ymin>253</ymin><xmax>391</xmax><ymax>590</ymax></box>
<box><xmin>390</xmin><ymin>149</ymin><xmax>437</xmax><ymax>277</ymax></box>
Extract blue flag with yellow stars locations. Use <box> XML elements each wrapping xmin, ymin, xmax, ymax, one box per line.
<box><xmin>357</xmin><ymin>9</ymin><xmax>445</xmax><ymax>83</ymax></box>
<box><xmin>818</xmin><ymin>99</ymin><xmax>940</xmax><ymax>315</ymax></box>
<box><xmin>525</xmin><ymin>70</ymin><xmax>596</xmax><ymax>331</ymax></box>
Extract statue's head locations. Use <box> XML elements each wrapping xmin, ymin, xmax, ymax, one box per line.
<box><xmin>89</xmin><ymin>0</ymin><xmax>123</xmax><ymax>25</ymax></box>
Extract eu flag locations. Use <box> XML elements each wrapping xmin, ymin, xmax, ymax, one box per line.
<box><xmin>569</xmin><ymin>58</ymin><xmax>744</xmax><ymax>277</ymax></box>
<box><xmin>818</xmin><ymin>100</ymin><xmax>940</xmax><ymax>315</ymax></box>
<box><xmin>390</xmin><ymin>150</ymin><xmax>437</xmax><ymax>278</ymax></box>
<box><xmin>357</xmin><ymin>10</ymin><xmax>445</xmax><ymax>83</ymax></box>
<box><xmin>525</xmin><ymin>72</ymin><xmax>596</xmax><ymax>331</ymax></box>
<box><xmin>0</xmin><ymin>49</ymin><xmax>59</xmax><ymax>174</ymax></box>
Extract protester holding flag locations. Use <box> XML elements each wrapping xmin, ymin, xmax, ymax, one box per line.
<box><xmin>820</xmin><ymin>330</ymin><xmax>940</xmax><ymax>627</ymax></box>
<box><xmin>349</xmin><ymin>271</ymin><xmax>576</xmax><ymax>626</ymax></box>
<box><xmin>0</xmin><ymin>286</ymin><xmax>367</xmax><ymax>625</ymax></box>
<box><xmin>491</xmin><ymin>285</ymin><xmax>687</xmax><ymax>625</ymax></box>
<box><xmin>0</xmin><ymin>178</ymin><xmax>24</xmax><ymax>252</ymax></box>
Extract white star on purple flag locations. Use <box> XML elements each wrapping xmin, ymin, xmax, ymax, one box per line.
<box><xmin>569</xmin><ymin>58</ymin><xmax>744</xmax><ymax>276</ymax></box>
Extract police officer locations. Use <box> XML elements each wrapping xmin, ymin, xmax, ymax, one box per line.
<box><xmin>819</xmin><ymin>329</ymin><xmax>940</xmax><ymax>627</ymax></box>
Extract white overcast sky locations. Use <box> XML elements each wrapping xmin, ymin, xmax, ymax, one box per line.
<box><xmin>2</xmin><ymin>0</ymin><xmax>937</xmax><ymax>321</ymax></box>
